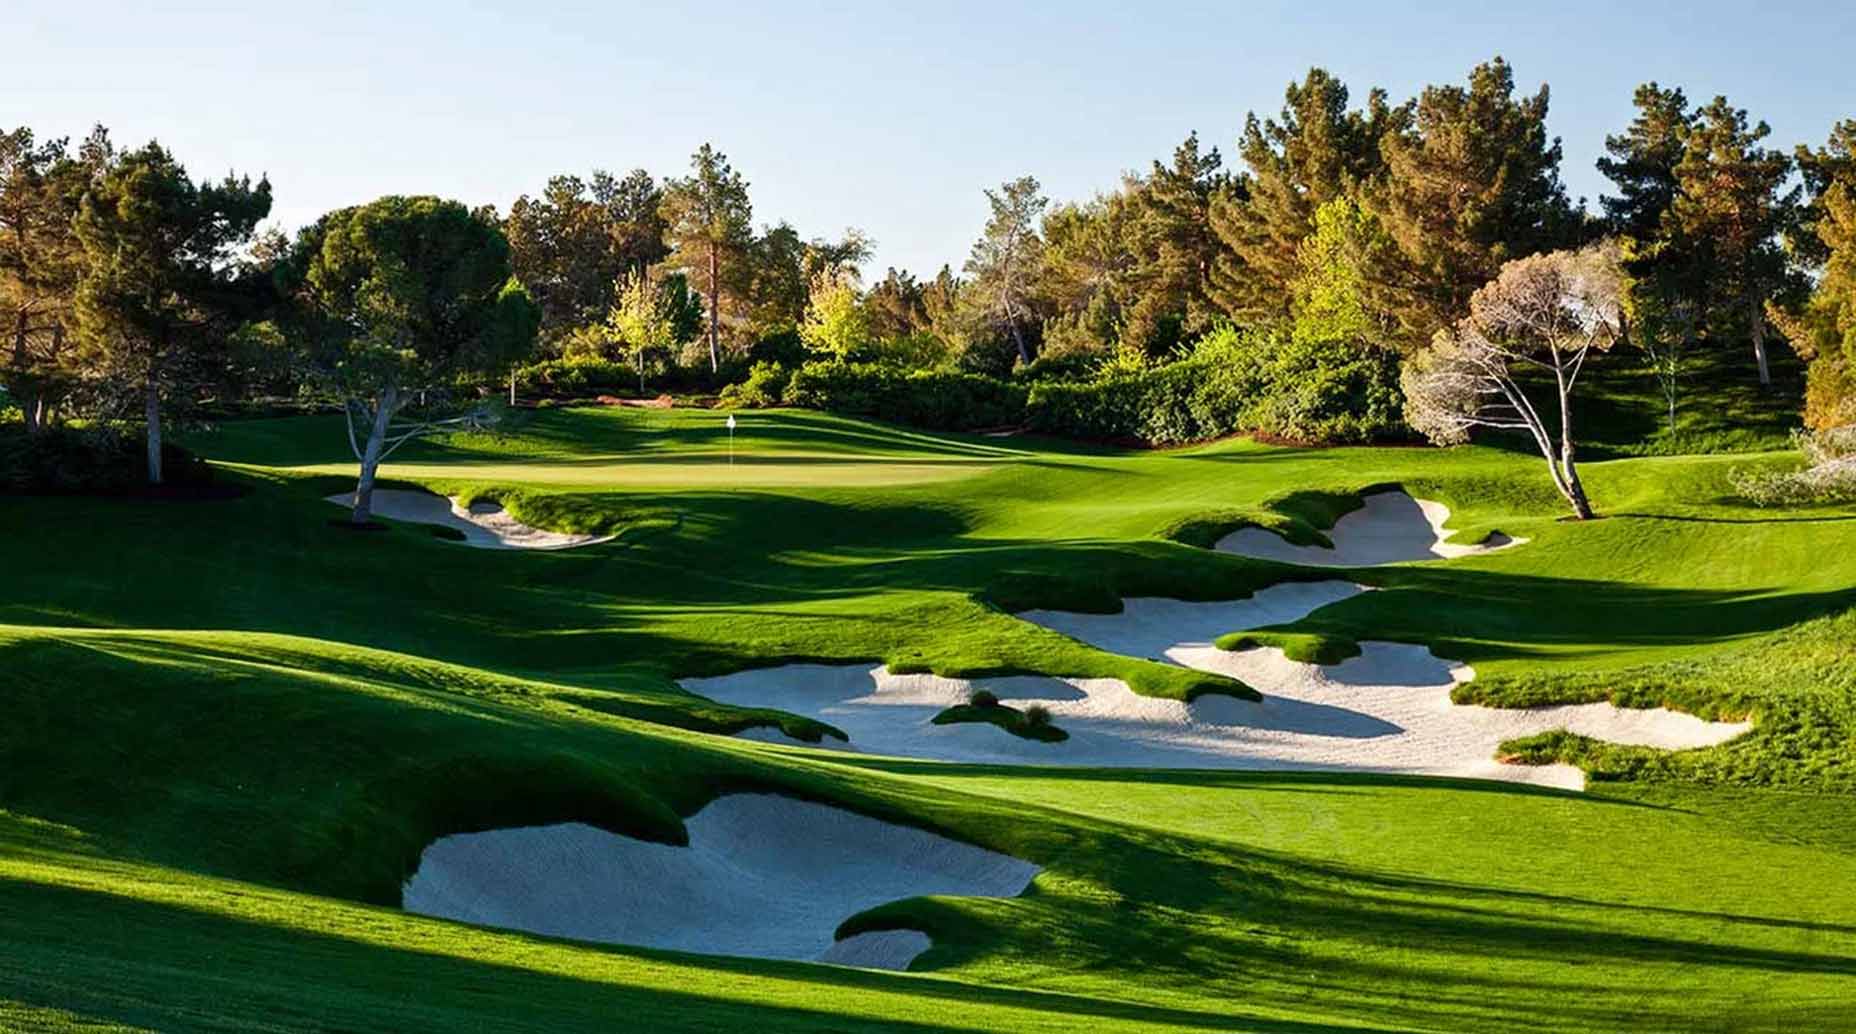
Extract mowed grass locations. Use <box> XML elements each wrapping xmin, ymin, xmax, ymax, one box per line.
<box><xmin>4</xmin><ymin>401</ymin><xmax>1856</xmax><ymax>1031</ymax></box>
<box><xmin>4</xmin><ymin>632</ymin><xmax>1855</xmax><ymax>1033</ymax></box>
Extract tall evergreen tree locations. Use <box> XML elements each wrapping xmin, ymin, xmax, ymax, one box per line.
<box><xmin>1793</xmin><ymin>120</ymin><xmax>1856</xmax><ymax>268</ymax></box>
<box><xmin>864</xmin><ymin>268</ymin><xmax>929</xmax><ymax>341</ymax></box>
<box><xmin>964</xmin><ymin>176</ymin><xmax>1046</xmax><ymax>366</ymax></box>
<box><xmin>1</xmin><ymin>125</ymin><xmax>113</xmax><ymax>434</ymax></box>
<box><xmin>1773</xmin><ymin>120</ymin><xmax>1856</xmax><ymax>428</ymax></box>
<box><xmin>1364</xmin><ymin>58</ymin><xmax>1581</xmax><ymax>350</ymax></box>
<box><xmin>74</xmin><ymin>142</ymin><xmax>271</xmax><ymax>484</ymax></box>
<box><xmin>1600</xmin><ymin>84</ymin><xmax>1702</xmax><ymax>432</ymax></box>
<box><xmin>659</xmin><ymin>144</ymin><xmax>753</xmax><ymax>372</ymax></box>
<box><xmin>594</xmin><ymin>168</ymin><xmax>670</xmax><ymax>277</ymax></box>
<box><xmin>1666</xmin><ymin>97</ymin><xmax>1798</xmax><ymax>385</ymax></box>
<box><xmin>1211</xmin><ymin>68</ymin><xmax>1392</xmax><ymax>323</ymax></box>
<box><xmin>1122</xmin><ymin>132</ymin><xmax>1233</xmax><ymax>352</ymax></box>
<box><xmin>1597</xmin><ymin>83</ymin><xmax>1694</xmax><ymax>240</ymax></box>
<box><xmin>1038</xmin><ymin>191</ymin><xmax>1139</xmax><ymax>356</ymax></box>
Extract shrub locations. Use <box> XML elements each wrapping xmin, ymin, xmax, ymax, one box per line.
<box><xmin>783</xmin><ymin>361</ymin><xmax>1027</xmax><ymax>431</ymax></box>
<box><xmin>967</xmin><ymin>689</ymin><xmax>1000</xmax><ymax>709</ymax></box>
<box><xmin>718</xmin><ymin>361</ymin><xmax>792</xmax><ymax>408</ymax></box>
<box><xmin>772</xmin><ymin>326</ymin><xmax>1401</xmax><ymax>446</ymax></box>
<box><xmin>1022</xmin><ymin>704</ymin><xmax>1053</xmax><ymax>728</ymax></box>
<box><xmin>1024</xmin><ymin>375</ymin><xmax>1148</xmax><ymax>440</ymax></box>
<box><xmin>512</xmin><ymin>357</ymin><xmax>637</xmax><ymax>398</ymax></box>
<box><xmin>0</xmin><ymin>425</ymin><xmax>215</xmax><ymax>495</ymax></box>
<box><xmin>1193</xmin><ymin>325</ymin><xmax>1402</xmax><ymax>443</ymax></box>
<box><xmin>1731</xmin><ymin>428</ymin><xmax>1856</xmax><ymax>506</ymax></box>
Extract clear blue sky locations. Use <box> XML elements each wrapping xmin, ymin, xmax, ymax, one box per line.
<box><xmin>5</xmin><ymin>1</ymin><xmax>1851</xmax><ymax>275</ymax></box>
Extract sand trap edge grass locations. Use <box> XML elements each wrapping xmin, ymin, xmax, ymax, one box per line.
<box><xmin>324</xmin><ymin>489</ymin><xmax>616</xmax><ymax>550</ymax></box>
<box><xmin>402</xmin><ymin>793</ymin><xmax>1040</xmax><ymax>971</ymax></box>
<box><xmin>1216</xmin><ymin>489</ymin><xmax>1526</xmax><ymax>566</ymax></box>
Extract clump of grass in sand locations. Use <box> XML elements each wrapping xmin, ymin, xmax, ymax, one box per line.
<box><xmin>932</xmin><ymin>690</ymin><xmax>1069</xmax><ymax>742</ymax></box>
<box><xmin>1216</xmin><ymin>630</ymin><xmax>1362</xmax><ymax>666</ymax></box>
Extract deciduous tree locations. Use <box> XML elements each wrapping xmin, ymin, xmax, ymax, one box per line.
<box><xmin>280</xmin><ymin>196</ymin><xmax>539</xmax><ymax>524</ymax></box>
<box><xmin>1402</xmin><ymin>243</ymin><xmax>1624</xmax><ymax>519</ymax></box>
<box><xmin>607</xmin><ymin>268</ymin><xmax>678</xmax><ymax>393</ymax></box>
<box><xmin>799</xmin><ymin>272</ymin><xmax>872</xmax><ymax>360</ymax></box>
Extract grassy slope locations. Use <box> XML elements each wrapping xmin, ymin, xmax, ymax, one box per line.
<box><xmin>5</xmin><ymin>386</ymin><xmax>1856</xmax><ymax>1032</ymax></box>
<box><xmin>4</xmin><ymin>635</ymin><xmax>1854</xmax><ymax>1033</ymax></box>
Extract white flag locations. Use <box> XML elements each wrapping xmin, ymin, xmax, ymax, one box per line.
<box><xmin>726</xmin><ymin>414</ymin><xmax>737</xmax><ymax>430</ymax></box>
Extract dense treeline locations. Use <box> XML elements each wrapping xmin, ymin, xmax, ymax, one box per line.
<box><xmin>4</xmin><ymin>57</ymin><xmax>1854</xmax><ymax>504</ymax></box>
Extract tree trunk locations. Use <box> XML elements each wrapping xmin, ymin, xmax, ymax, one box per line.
<box><xmin>1004</xmin><ymin>286</ymin><xmax>1031</xmax><ymax>367</ymax></box>
<box><xmin>1551</xmin><ymin>355</ymin><xmax>1595</xmax><ymax>519</ymax></box>
<box><xmin>10</xmin><ymin>309</ymin><xmax>38</xmax><ymax>435</ymax></box>
<box><xmin>1558</xmin><ymin>442</ymin><xmax>1595</xmax><ymax>520</ymax></box>
<box><xmin>508</xmin><ymin>368</ymin><xmax>516</xmax><ymax>407</ymax></box>
<box><xmin>351</xmin><ymin>385</ymin><xmax>398</xmax><ymax>525</ymax></box>
<box><xmin>1749</xmin><ymin>295</ymin><xmax>1771</xmax><ymax>387</ymax></box>
<box><xmin>144</xmin><ymin>373</ymin><xmax>163</xmax><ymax>486</ymax></box>
<box><xmin>706</xmin><ymin>245</ymin><xmax>720</xmax><ymax>373</ymax></box>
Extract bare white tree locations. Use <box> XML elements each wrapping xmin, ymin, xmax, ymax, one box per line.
<box><xmin>1402</xmin><ymin>242</ymin><xmax>1625</xmax><ymax>520</ymax></box>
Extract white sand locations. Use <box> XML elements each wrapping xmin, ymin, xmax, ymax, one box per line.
<box><xmin>694</xmin><ymin>582</ymin><xmax>1749</xmax><ymax>790</ymax></box>
<box><xmin>1217</xmin><ymin>490</ymin><xmax>1524</xmax><ymax>565</ymax></box>
<box><xmin>325</xmin><ymin>489</ymin><xmax>614</xmax><ymax>550</ymax></box>
<box><xmin>402</xmin><ymin>793</ymin><xmax>1039</xmax><ymax>970</ymax></box>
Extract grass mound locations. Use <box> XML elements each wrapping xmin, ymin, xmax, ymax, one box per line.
<box><xmin>932</xmin><ymin>697</ymin><xmax>1070</xmax><ymax>742</ymax></box>
<box><xmin>1215</xmin><ymin>629</ymin><xmax>1363</xmax><ymax>665</ymax></box>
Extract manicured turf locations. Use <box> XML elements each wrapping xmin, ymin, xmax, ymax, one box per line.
<box><xmin>4</xmin><ymin>397</ymin><xmax>1855</xmax><ymax>1032</ymax></box>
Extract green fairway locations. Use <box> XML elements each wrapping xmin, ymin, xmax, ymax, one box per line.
<box><xmin>5</xmin><ymin>404</ymin><xmax>1856</xmax><ymax>1032</ymax></box>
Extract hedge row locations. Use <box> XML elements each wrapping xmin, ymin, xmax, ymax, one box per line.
<box><xmin>726</xmin><ymin>330</ymin><xmax>1403</xmax><ymax>446</ymax></box>
<box><xmin>775</xmin><ymin>361</ymin><xmax>1028</xmax><ymax>431</ymax></box>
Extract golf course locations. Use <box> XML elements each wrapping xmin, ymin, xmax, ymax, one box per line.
<box><xmin>5</xmin><ymin>391</ymin><xmax>1856</xmax><ymax>1033</ymax></box>
<box><xmin>9</xmin><ymin>10</ymin><xmax>1856</xmax><ymax>1027</ymax></box>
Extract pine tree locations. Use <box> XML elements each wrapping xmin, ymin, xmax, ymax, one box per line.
<box><xmin>964</xmin><ymin>177</ymin><xmax>1046</xmax><ymax>366</ymax></box>
<box><xmin>1210</xmin><ymin>68</ymin><xmax>1392</xmax><ymax>324</ymax></box>
<box><xmin>1363</xmin><ymin>58</ymin><xmax>1582</xmax><ymax>350</ymax></box>
<box><xmin>659</xmin><ymin>144</ymin><xmax>753</xmax><ymax>372</ymax></box>
<box><xmin>1666</xmin><ymin>97</ymin><xmax>1798</xmax><ymax>385</ymax></box>
<box><xmin>1</xmin><ymin>126</ymin><xmax>112</xmax><ymax>434</ymax></box>
<box><xmin>1122</xmin><ymin>132</ymin><xmax>1233</xmax><ymax>351</ymax></box>
<box><xmin>74</xmin><ymin>142</ymin><xmax>271</xmax><ymax>484</ymax></box>
<box><xmin>1597</xmin><ymin>83</ymin><xmax>1694</xmax><ymax>240</ymax></box>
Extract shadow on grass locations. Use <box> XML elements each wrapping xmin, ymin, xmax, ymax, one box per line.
<box><xmin>0</xmin><ymin>876</ymin><xmax>1382</xmax><ymax>1034</ymax></box>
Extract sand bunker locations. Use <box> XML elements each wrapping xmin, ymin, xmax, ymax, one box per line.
<box><xmin>402</xmin><ymin>794</ymin><xmax>1038</xmax><ymax>970</ymax></box>
<box><xmin>1218</xmin><ymin>490</ymin><xmax>1523</xmax><ymax>565</ymax></box>
<box><xmin>325</xmin><ymin>489</ymin><xmax>613</xmax><ymax>550</ymax></box>
<box><xmin>696</xmin><ymin>582</ymin><xmax>1748</xmax><ymax>790</ymax></box>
